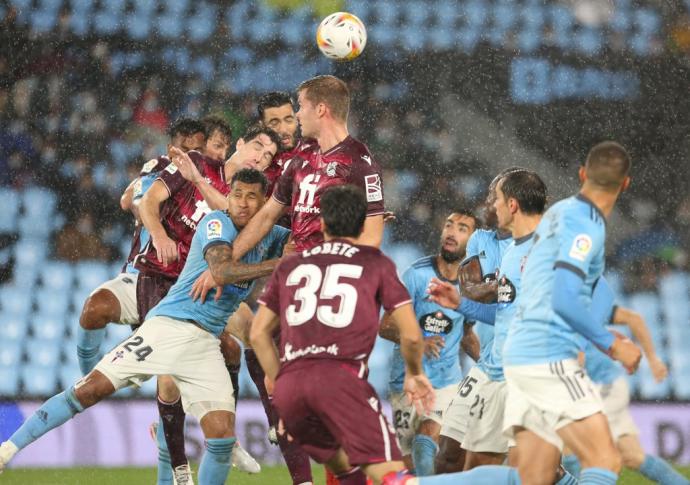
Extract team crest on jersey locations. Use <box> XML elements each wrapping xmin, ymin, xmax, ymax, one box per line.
<box><xmin>326</xmin><ymin>161</ymin><xmax>337</xmax><ymax>177</ymax></box>
<box><xmin>420</xmin><ymin>311</ymin><xmax>453</xmax><ymax>335</ymax></box>
<box><xmin>569</xmin><ymin>234</ymin><xmax>592</xmax><ymax>262</ymax></box>
<box><xmin>206</xmin><ymin>219</ymin><xmax>222</xmax><ymax>239</ymax></box>
<box><xmin>365</xmin><ymin>174</ymin><xmax>383</xmax><ymax>202</ymax></box>
<box><xmin>497</xmin><ymin>276</ymin><xmax>516</xmax><ymax>304</ymax></box>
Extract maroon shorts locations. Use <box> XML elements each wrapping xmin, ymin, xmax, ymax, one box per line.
<box><xmin>272</xmin><ymin>360</ymin><xmax>402</xmax><ymax>466</ymax></box>
<box><xmin>135</xmin><ymin>272</ymin><xmax>176</xmax><ymax>328</ymax></box>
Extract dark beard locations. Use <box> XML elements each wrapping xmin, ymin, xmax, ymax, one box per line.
<box><xmin>440</xmin><ymin>248</ymin><xmax>462</xmax><ymax>263</ymax></box>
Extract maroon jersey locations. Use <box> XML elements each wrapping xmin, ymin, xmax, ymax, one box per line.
<box><xmin>139</xmin><ymin>155</ymin><xmax>171</xmax><ymax>176</ymax></box>
<box><xmin>258</xmin><ymin>239</ymin><xmax>411</xmax><ymax>372</ymax></box>
<box><xmin>272</xmin><ymin>136</ymin><xmax>385</xmax><ymax>252</ymax></box>
<box><xmin>265</xmin><ymin>139</ymin><xmax>318</xmax><ymax>198</ymax></box>
<box><xmin>134</xmin><ymin>150</ymin><xmax>230</xmax><ymax>279</ymax></box>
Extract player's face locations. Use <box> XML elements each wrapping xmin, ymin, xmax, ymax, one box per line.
<box><xmin>440</xmin><ymin>213</ymin><xmax>476</xmax><ymax>262</ymax></box>
<box><xmin>233</xmin><ymin>134</ymin><xmax>278</xmax><ymax>172</ymax></box>
<box><xmin>182</xmin><ymin>132</ymin><xmax>206</xmax><ymax>152</ymax></box>
<box><xmin>262</xmin><ymin>104</ymin><xmax>298</xmax><ymax>150</ymax></box>
<box><xmin>226</xmin><ymin>181</ymin><xmax>266</xmax><ymax>227</ymax></box>
<box><xmin>204</xmin><ymin>130</ymin><xmax>230</xmax><ymax>162</ymax></box>
<box><xmin>296</xmin><ymin>90</ymin><xmax>318</xmax><ymax>139</ymax></box>
<box><xmin>493</xmin><ymin>179</ymin><xmax>514</xmax><ymax>231</ymax></box>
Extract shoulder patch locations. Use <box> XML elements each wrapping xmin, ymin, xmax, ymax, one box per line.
<box><xmin>206</xmin><ymin>219</ymin><xmax>223</xmax><ymax>240</ymax></box>
<box><xmin>141</xmin><ymin>159</ymin><xmax>158</xmax><ymax>174</ymax></box>
<box><xmin>365</xmin><ymin>173</ymin><xmax>383</xmax><ymax>202</ymax></box>
<box><xmin>164</xmin><ymin>163</ymin><xmax>178</xmax><ymax>175</ymax></box>
<box><xmin>568</xmin><ymin>234</ymin><xmax>593</xmax><ymax>262</ymax></box>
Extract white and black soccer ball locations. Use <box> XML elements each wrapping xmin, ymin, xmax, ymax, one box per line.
<box><xmin>316</xmin><ymin>12</ymin><xmax>367</xmax><ymax>61</ymax></box>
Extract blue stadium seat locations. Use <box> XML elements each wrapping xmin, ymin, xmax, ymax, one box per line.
<box><xmin>187</xmin><ymin>4</ymin><xmax>216</xmax><ymax>43</ymax></box>
<box><xmin>462</xmin><ymin>2</ymin><xmax>488</xmax><ymax>28</ymax></box>
<box><xmin>125</xmin><ymin>11</ymin><xmax>151</xmax><ymax>40</ymax></box>
<box><xmin>0</xmin><ymin>364</ymin><xmax>20</xmax><ymax>396</ymax></box>
<box><xmin>0</xmin><ymin>187</ymin><xmax>20</xmax><ymax>233</ymax></box>
<box><xmin>21</xmin><ymin>187</ymin><xmax>57</xmax><ymax>217</ymax></box>
<box><xmin>517</xmin><ymin>29</ymin><xmax>541</xmax><ymax>53</ymax></box>
<box><xmin>59</xmin><ymin>363</ymin><xmax>82</xmax><ymax>389</ymax></box>
<box><xmin>401</xmin><ymin>25</ymin><xmax>427</xmax><ymax>51</ymax></box>
<box><xmin>225</xmin><ymin>1</ymin><xmax>250</xmax><ymax>40</ymax></box>
<box><xmin>30</xmin><ymin>9</ymin><xmax>58</xmax><ymax>33</ymax></box>
<box><xmin>0</xmin><ymin>286</ymin><xmax>32</xmax><ymax>316</ymax></box>
<box><xmin>371</xmin><ymin>24</ymin><xmax>397</xmax><ymax>48</ymax></box>
<box><xmin>372</xmin><ymin>1</ymin><xmax>398</xmax><ymax>27</ymax></box>
<box><xmin>22</xmin><ymin>364</ymin><xmax>58</xmax><ymax>396</ymax></box>
<box><xmin>458</xmin><ymin>27</ymin><xmax>481</xmax><ymax>53</ymax></box>
<box><xmin>12</xmin><ymin>267</ymin><xmax>36</xmax><ymax>291</ymax></box>
<box><xmin>40</xmin><ymin>261</ymin><xmax>75</xmax><ymax>291</ymax></box>
<box><xmin>104</xmin><ymin>325</ymin><xmax>132</xmax><ymax>350</ymax></box>
<box><xmin>436</xmin><ymin>0</ymin><xmax>458</xmax><ymax>28</ymax></box>
<box><xmin>165</xmin><ymin>0</ymin><xmax>189</xmax><ymax>15</ymax></box>
<box><xmin>637</xmin><ymin>360</ymin><xmax>671</xmax><ymax>400</ymax></box>
<box><xmin>278</xmin><ymin>15</ymin><xmax>305</xmax><ymax>48</ymax></box>
<box><xmin>406</xmin><ymin>1</ymin><xmax>429</xmax><ymax>26</ymax></box>
<box><xmin>93</xmin><ymin>3</ymin><xmax>122</xmax><ymax>35</ymax></box>
<box><xmin>0</xmin><ymin>341</ymin><xmax>22</xmax><ymax>367</ymax></box>
<box><xmin>385</xmin><ymin>243</ymin><xmax>424</xmax><ymax>272</ymax></box>
<box><xmin>29</xmin><ymin>313</ymin><xmax>66</xmax><ymax>340</ymax></box>
<box><xmin>672</xmin><ymin>366</ymin><xmax>690</xmax><ymax>399</ymax></box>
<box><xmin>75</xmin><ymin>261</ymin><xmax>111</xmax><ymax>291</ymax></box>
<box><xmin>14</xmin><ymin>240</ymin><xmax>48</xmax><ymax>271</ymax></box>
<box><xmin>0</xmin><ymin>314</ymin><xmax>28</xmax><ymax>343</ymax></box>
<box><xmin>35</xmin><ymin>287</ymin><xmax>70</xmax><ymax>316</ymax></box>
<box><xmin>131</xmin><ymin>0</ymin><xmax>156</xmax><ymax>15</ymax></box>
<box><xmin>429</xmin><ymin>28</ymin><xmax>453</xmax><ymax>49</ymax></box>
<box><xmin>26</xmin><ymin>338</ymin><xmax>61</xmax><ymax>367</ymax></box>
<box><xmin>113</xmin><ymin>384</ymin><xmax>136</xmax><ymax>398</ymax></box>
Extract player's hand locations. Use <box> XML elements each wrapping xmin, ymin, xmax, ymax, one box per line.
<box><xmin>427</xmin><ymin>277</ymin><xmax>461</xmax><ymax>309</ymax></box>
<box><xmin>152</xmin><ymin>234</ymin><xmax>178</xmax><ymax>265</ymax></box>
<box><xmin>190</xmin><ymin>269</ymin><xmax>223</xmax><ymax>303</ymax></box>
<box><xmin>169</xmin><ymin>146</ymin><xmax>203</xmax><ymax>184</ymax></box>
<box><xmin>383</xmin><ymin>211</ymin><xmax>397</xmax><ymax>223</ymax></box>
<box><xmin>607</xmin><ymin>331</ymin><xmax>642</xmax><ymax>374</ymax></box>
<box><xmin>423</xmin><ymin>335</ymin><xmax>445</xmax><ymax>359</ymax></box>
<box><xmin>648</xmin><ymin>354</ymin><xmax>668</xmax><ymax>382</ymax></box>
<box><xmin>403</xmin><ymin>373</ymin><xmax>435</xmax><ymax>415</ymax></box>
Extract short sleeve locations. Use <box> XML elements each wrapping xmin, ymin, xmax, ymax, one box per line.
<box><xmin>272</xmin><ymin>157</ymin><xmax>299</xmax><ymax>206</ymax></box>
<box><xmin>465</xmin><ymin>232</ymin><xmax>480</xmax><ymax>259</ymax></box>
<box><xmin>257</xmin><ymin>263</ymin><xmax>283</xmax><ymax>314</ymax></box>
<box><xmin>157</xmin><ymin>162</ymin><xmax>188</xmax><ymax>196</ymax></box>
<box><xmin>266</xmin><ymin>226</ymin><xmax>291</xmax><ymax>260</ymax></box>
<box><xmin>554</xmin><ymin>209</ymin><xmax>604</xmax><ymax>279</ymax></box>
<box><xmin>380</xmin><ymin>257</ymin><xmax>413</xmax><ymax>312</ymax></box>
<box><xmin>140</xmin><ymin>157</ymin><xmax>170</xmax><ymax>176</ymax></box>
<box><xmin>347</xmin><ymin>156</ymin><xmax>385</xmax><ymax>216</ymax></box>
<box><xmin>199</xmin><ymin>213</ymin><xmax>238</xmax><ymax>257</ymax></box>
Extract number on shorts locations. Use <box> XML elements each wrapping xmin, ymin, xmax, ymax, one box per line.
<box><xmin>285</xmin><ymin>263</ymin><xmax>363</xmax><ymax>328</ymax></box>
<box><xmin>394</xmin><ymin>409</ymin><xmax>412</xmax><ymax>430</ymax></box>
<box><xmin>122</xmin><ymin>335</ymin><xmax>153</xmax><ymax>362</ymax></box>
<box><xmin>458</xmin><ymin>376</ymin><xmax>478</xmax><ymax>398</ymax></box>
<box><xmin>469</xmin><ymin>395</ymin><xmax>485</xmax><ymax>419</ymax></box>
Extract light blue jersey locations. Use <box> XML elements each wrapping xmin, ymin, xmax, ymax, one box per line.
<box><xmin>148</xmin><ymin>211</ymin><xmax>290</xmax><ymax>337</ymax></box>
<box><xmin>483</xmin><ymin>233</ymin><xmax>534</xmax><ymax>381</ymax></box>
<box><xmin>465</xmin><ymin>229</ymin><xmax>513</xmax><ymax>366</ymax></box>
<box><xmin>504</xmin><ymin>194</ymin><xmax>607</xmax><ymax>365</ymax></box>
<box><xmin>388</xmin><ymin>256</ymin><xmax>466</xmax><ymax>392</ymax></box>
<box><xmin>124</xmin><ymin>173</ymin><xmax>157</xmax><ymax>274</ymax></box>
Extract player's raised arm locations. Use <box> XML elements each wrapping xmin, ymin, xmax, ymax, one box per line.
<box><xmin>169</xmin><ymin>147</ymin><xmax>227</xmax><ymax>210</ymax></box>
<box><xmin>230</xmin><ymin>197</ymin><xmax>286</xmax><ymax>261</ymax></box>
<box><xmin>139</xmin><ymin>179</ymin><xmax>178</xmax><ymax>265</ymax></box>
<box><xmin>358</xmin><ymin>214</ymin><xmax>384</xmax><ymax>248</ymax></box>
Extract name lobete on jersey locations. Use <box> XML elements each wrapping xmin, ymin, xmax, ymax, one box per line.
<box><xmin>134</xmin><ymin>151</ymin><xmax>230</xmax><ymax>279</ymax></box>
<box><xmin>271</xmin><ymin>136</ymin><xmax>385</xmax><ymax>252</ymax></box>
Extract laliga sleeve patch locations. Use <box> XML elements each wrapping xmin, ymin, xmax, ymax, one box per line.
<box><xmin>568</xmin><ymin>234</ymin><xmax>593</xmax><ymax>262</ymax></box>
<box><xmin>206</xmin><ymin>219</ymin><xmax>223</xmax><ymax>240</ymax></box>
<box><xmin>164</xmin><ymin>163</ymin><xmax>178</xmax><ymax>175</ymax></box>
<box><xmin>364</xmin><ymin>173</ymin><xmax>383</xmax><ymax>202</ymax></box>
<box><xmin>141</xmin><ymin>158</ymin><xmax>158</xmax><ymax>174</ymax></box>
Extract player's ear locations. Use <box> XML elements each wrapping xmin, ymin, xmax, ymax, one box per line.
<box><xmin>317</xmin><ymin>102</ymin><xmax>327</xmax><ymax>118</ymax></box>
<box><xmin>236</xmin><ymin>137</ymin><xmax>245</xmax><ymax>151</ymax></box>
<box><xmin>621</xmin><ymin>176</ymin><xmax>631</xmax><ymax>192</ymax></box>
<box><xmin>578</xmin><ymin>165</ymin><xmax>586</xmax><ymax>184</ymax></box>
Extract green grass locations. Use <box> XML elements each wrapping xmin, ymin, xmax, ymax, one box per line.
<box><xmin>1</xmin><ymin>465</ymin><xmax>688</xmax><ymax>484</ymax></box>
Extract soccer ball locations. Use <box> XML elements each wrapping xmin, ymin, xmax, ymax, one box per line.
<box><xmin>316</xmin><ymin>12</ymin><xmax>367</xmax><ymax>61</ymax></box>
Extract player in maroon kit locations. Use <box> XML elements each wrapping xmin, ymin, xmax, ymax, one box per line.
<box><xmin>250</xmin><ymin>185</ymin><xmax>435</xmax><ymax>485</ymax></box>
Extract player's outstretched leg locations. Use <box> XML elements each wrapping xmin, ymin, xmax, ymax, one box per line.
<box><xmin>77</xmin><ymin>289</ymin><xmax>121</xmax><ymax>374</ymax></box>
<box><xmin>198</xmin><ymin>410</ymin><xmax>237</xmax><ymax>485</ymax></box>
<box><xmin>0</xmin><ymin>371</ymin><xmax>116</xmax><ymax>472</ymax></box>
<box><xmin>617</xmin><ymin>434</ymin><xmax>690</xmax><ymax>485</ymax></box>
<box><xmin>152</xmin><ymin>418</ymin><xmax>174</xmax><ymax>485</ymax></box>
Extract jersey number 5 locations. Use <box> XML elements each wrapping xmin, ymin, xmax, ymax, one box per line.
<box><xmin>285</xmin><ymin>263</ymin><xmax>363</xmax><ymax>328</ymax></box>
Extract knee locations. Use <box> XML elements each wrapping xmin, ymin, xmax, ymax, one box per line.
<box><xmin>157</xmin><ymin>377</ymin><xmax>180</xmax><ymax>402</ymax></box>
<box><xmin>80</xmin><ymin>291</ymin><xmax>119</xmax><ymax>330</ymax></box>
<box><xmin>202</xmin><ymin>411</ymin><xmax>235</xmax><ymax>439</ymax></box>
<box><xmin>219</xmin><ymin>332</ymin><xmax>242</xmax><ymax>367</ymax></box>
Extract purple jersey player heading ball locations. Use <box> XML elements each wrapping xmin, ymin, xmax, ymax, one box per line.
<box><xmin>250</xmin><ymin>185</ymin><xmax>435</xmax><ymax>485</ymax></box>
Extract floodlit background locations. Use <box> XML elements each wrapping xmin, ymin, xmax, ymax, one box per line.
<box><xmin>0</xmin><ymin>0</ymin><xmax>689</xmax><ymax>478</ymax></box>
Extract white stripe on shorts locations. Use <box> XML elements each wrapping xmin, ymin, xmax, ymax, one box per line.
<box><xmin>379</xmin><ymin>414</ymin><xmax>392</xmax><ymax>461</ymax></box>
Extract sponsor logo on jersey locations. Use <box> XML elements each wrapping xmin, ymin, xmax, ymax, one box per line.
<box><xmin>420</xmin><ymin>311</ymin><xmax>453</xmax><ymax>335</ymax></box>
<box><xmin>569</xmin><ymin>234</ymin><xmax>592</xmax><ymax>262</ymax></box>
<box><xmin>497</xmin><ymin>275</ymin><xmax>516</xmax><ymax>304</ymax></box>
<box><xmin>365</xmin><ymin>173</ymin><xmax>383</xmax><ymax>202</ymax></box>
<box><xmin>164</xmin><ymin>163</ymin><xmax>178</xmax><ymax>175</ymax></box>
<box><xmin>206</xmin><ymin>219</ymin><xmax>222</xmax><ymax>239</ymax></box>
<box><xmin>281</xmin><ymin>342</ymin><xmax>340</xmax><ymax>362</ymax></box>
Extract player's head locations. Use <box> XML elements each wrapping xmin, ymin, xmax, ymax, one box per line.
<box><xmin>580</xmin><ymin>141</ymin><xmax>631</xmax><ymax>194</ymax></box>
<box><xmin>167</xmin><ymin>117</ymin><xmax>206</xmax><ymax>154</ymax></box>
<box><xmin>494</xmin><ymin>170</ymin><xmax>547</xmax><ymax>231</ymax></box>
<box><xmin>440</xmin><ymin>209</ymin><xmax>477</xmax><ymax>263</ymax></box>
<box><xmin>226</xmin><ymin>168</ymin><xmax>269</xmax><ymax>228</ymax></box>
<box><xmin>202</xmin><ymin>115</ymin><xmax>232</xmax><ymax>162</ymax></box>
<box><xmin>257</xmin><ymin>91</ymin><xmax>298</xmax><ymax>151</ymax></box>
<box><xmin>320</xmin><ymin>185</ymin><xmax>367</xmax><ymax>240</ymax></box>
<box><xmin>485</xmin><ymin>166</ymin><xmax>528</xmax><ymax>228</ymax></box>
<box><xmin>296</xmin><ymin>75</ymin><xmax>350</xmax><ymax>138</ymax></box>
<box><xmin>227</xmin><ymin>124</ymin><xmax>282</xmax><ymax>174</ymax></box>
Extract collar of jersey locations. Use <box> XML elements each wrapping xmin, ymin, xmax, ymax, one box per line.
<box><xmin>431</xmin><ymin>255</ymin><xmax>460</xmax><ymax>285</ymax></box>
<box><xmin>514</xmin><ymin>231</ymin><xmax>535</xmax><ymax>246</ymax></box>
<box><xmin>575</xmin><ymin>193</ymin><xmax>607</xmax><ymax>224</ymax></box>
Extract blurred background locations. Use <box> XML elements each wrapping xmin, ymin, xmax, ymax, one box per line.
<box><xmin>0</xmin><ymin>0</ymin><xmax>689</xmax><ymax>472</ymax></box>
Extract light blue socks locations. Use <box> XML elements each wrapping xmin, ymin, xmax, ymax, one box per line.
<box><xmin>198</xmin><ymin>437</ymin><xmax>236</xmax><ymax>485</ymax></box>
<box><xmin>156</xmin><ymin>417</ymin><xmax>173</xmax><ymax>485</ymax></box>
<box><xmin>580</xmin><ymin>467</ymin><xmax>618</xmax><ymax>485</ymax></box>
<box><xmin>76</xmin><ymin>327</ymin><xmax>105</xmax><ymax>375</ymax></box>
<box><xmin>412</xmin><ymin>434</ymin><xmax>438</xmax><ymax>476</ymax></box>
<box><xmin>418</xmin><ymin>465</ymin><xmax>521</xmax><ymax>484</ymax></box>
<box><xmin>10</xmin><ymin>387</ymin><xmax>84</xmax><ymax>450</ymax></box>
<box><xmin>639</xmin><ymin>454</ymin><xmax>690</xmax><ymax>485</ymax></box>
<box><xmin>562</xmin><ymin>454</ymin><xmax>582</xmax><ymax>478</ymax></box>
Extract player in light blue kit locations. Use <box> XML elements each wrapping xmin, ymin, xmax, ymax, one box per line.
<box><xmin>429</xmin><ymin>170</ymin><xmax>549</xmax><ymax>472</ymax></box>
<box><xmin>0</xmin><ymin>169</ymin><xmax>289</xmax><ymax>485</ymax></box>
<box><xmin>433</xmin><ymin>167</ymin><xmax>523</xmax><ymax>474</ymax></box>
<box><xmin>380</xmin><ymin>209</ymin><xmax>477</xmax><ymax>476</ymax></box>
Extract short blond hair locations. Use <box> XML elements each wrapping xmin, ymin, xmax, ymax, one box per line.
<box><xmin>298</xmin><ymin>75</ymin><xmax>350</xmax><ymax>122</ymax></box>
